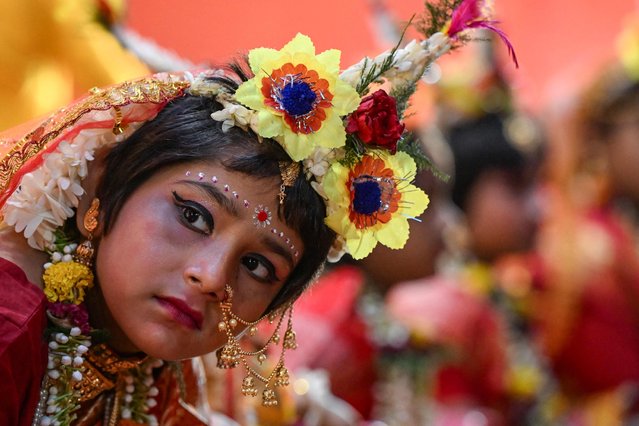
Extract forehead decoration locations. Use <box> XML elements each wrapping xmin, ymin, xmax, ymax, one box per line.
<box><xmin>184</xmin><ymin>171</ymin><xmax>299</xmax><ymax>257</ymax></box>
<box><xmin>0</xmin><ymin>0</ymin><xmax>516</xmax><ymax>261</ymax></box>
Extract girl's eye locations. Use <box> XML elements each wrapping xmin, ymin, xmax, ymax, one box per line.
<box><xmin>241</xmin><ymin>255</ymin><xmax>277</xmax><ymax>283</ymax></box>
<box><xmin>173</xmin><ymin>191</ymin><xmax>213</xmax><ymax>234</ymax></box>
<box><xmin>181</xmin><ymin>206</ymin><xmax>210</xmax><ymax>233</ymax></box>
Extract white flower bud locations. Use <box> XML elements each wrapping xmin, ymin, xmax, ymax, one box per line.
<box><xmin>147</xmin><ymin>386</ymin><xmax>159</xmax><ymax>397</ymax></box>
<box><xmin>71</xmin><ymin>371</ymin><xmax>83</xmax><ymax>381</ymax></box>
<box><xmin>73</xmin><ymin>356</ymin><xmax>83</xmax><ymax>367</ymax></box>
<box><xmin>69</xmin><ymin>327</ymin><xmax>81</xmax><ymax>337</ymax></box>
<box><xmin>125</xmin><ymin>384</ymin><xmax>135</xmax><ymax>393</ymax></box>
<box><xmin>43</xmin><ymin>262</ymin><xmax>53</xmax><ymax>269</ymax></box>
<box><xmin>146</xmin><ymin>398</ymin><xmax>157</xmax><ymax>408</ymax></box>
<box><xmin>76</xmin><ymin>345</ymin><xmax>88</xmax><ymax>354</ymax></box>
<box><xmin>121</xmin><ymin>408</ymin><xmax>132</xmax><ymax>419</ymax></box>
<box><xmin>47</xmin><ymin>370</ymin><xmax>60</xmax><ymax>379</ymax></box>
<box><xmin>62</xmin><ymin>254</ymin><xmax>73</xmax><ymax>262</ymax></box>
<box><xmin>48</xmin><ymin>342</ymin><xmax>59</xmax><ymax>350</ymax></box>
<box><xmin>55</xmin><ymin>334</ymin><xmax>68</xmax><ymax>344</ymax></box>
<box><xmin>61</xmin><ymin>356</ymin><xmax>72</xmax><ymax>365</ymax></box>
<box><xmin>51</xmin><ymin>252</ymin><xmax>62</xmax><ymax>262</ymax></box>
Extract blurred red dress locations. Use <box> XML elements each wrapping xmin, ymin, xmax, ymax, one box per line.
<box><xmin>537</xmin><ymin>208</ymin><xmax>639</xmax><ymax>397</ymax></box>
<box><xmin>0</xmin><ymin>258</ymin><xmax>48</xmax><ymax>426</ymax></box>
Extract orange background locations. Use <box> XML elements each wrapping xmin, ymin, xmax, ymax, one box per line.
<box><xmin>124</xmin><ymin>0</ymin><xmax>637</xmax><ymax>115</ymax></box>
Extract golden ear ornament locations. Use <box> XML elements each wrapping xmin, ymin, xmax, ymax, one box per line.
<box><xmin>75</xmin><ymin>198</ymin><xmax>100</xmax><ymax>267</ymax></box>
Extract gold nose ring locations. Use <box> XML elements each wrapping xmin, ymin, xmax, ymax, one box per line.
<box><xmin>221</xmin><ymin>284</ymin><xmax>232</xmax><ymax>302</ymax></box>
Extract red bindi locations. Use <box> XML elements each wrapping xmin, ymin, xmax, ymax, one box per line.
<box><xmin>257</xmin><ymin>210</ymin><xmax>269</xmax><ymax>222</ymax></box>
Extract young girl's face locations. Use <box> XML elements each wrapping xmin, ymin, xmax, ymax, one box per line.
<box><xmin>465</xmin><ymin>169</ymin><xmax>539</xmax><ymax>262</ymax></box>
<box><xmin>93</xmin><ymin>162</ymin><xmax>304</xmax><ymax>360</ymax></box>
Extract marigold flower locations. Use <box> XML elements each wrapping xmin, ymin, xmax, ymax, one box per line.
<box><xmin>43</xmin><ymin>261</ymin><xmax>94</xmax><ymax>304</ymax></box>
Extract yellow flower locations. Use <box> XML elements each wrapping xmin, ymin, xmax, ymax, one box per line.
<box><xmin>43</xmin><ymin>261</ymin><xmax>94</xmax><ymax>304</ymax></box>
<box><xmin>323</xmin><ymin>151</ymin><xmax>429</xmax><ymax>259</ymax></box>
<box><xmin>235</xmin><ymin>33</ymin><xmax>360</xmax><ymax>161</ymax></box>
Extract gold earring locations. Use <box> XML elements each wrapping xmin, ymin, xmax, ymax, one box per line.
<box><xmin>75</xmin><ymin>198</ymin><xmax>100</xmax><ymax>267</ymax></box>
<box><xmin>215</xmin><ymin>284</ymin><xmax>298</xmax><ymax>407</ymax></box>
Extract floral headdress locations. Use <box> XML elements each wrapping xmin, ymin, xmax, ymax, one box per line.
<box><xmin>190</xmin><ymin>0</ymin><xmax>517</xmax><ymax>260</ymax></box>
<box><xmin>0</xmin><ymin>0</ymin><xmax>516</xmax><ymax>262</ymax></box>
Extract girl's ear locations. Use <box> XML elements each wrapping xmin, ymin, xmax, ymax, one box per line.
<box><xmin>75</xmin><ymin>147</ymin><xmax>109</xmax><ymax>239</ymax></box>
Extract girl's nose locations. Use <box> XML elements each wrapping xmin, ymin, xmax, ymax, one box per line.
<box><xmin>183</xmin><ymin>250</ymin><xmax>234</xmax><ymax>301</ymax></box>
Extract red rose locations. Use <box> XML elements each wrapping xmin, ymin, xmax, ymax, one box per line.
<box><xmin>346</xmin><ymin>89</ymin><xmax>405</xmax><ymax>153</ymax></box>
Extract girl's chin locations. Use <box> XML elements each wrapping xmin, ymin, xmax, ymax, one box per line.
<box><xmin>133</xmin><ymin>341</ymin><xmax>218</xmax><ymax>361</ymax></box>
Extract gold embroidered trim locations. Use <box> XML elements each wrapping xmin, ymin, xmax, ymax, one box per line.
<box><xmin>86</xmin><ymin>343</ymin><xmax>149</xmax><ymax>375</ymax></box>
<box><xmin>0</xmin><ymin>78</ymin><xmax>189</xmax><ymax>195</ymax></box>
<box><xmin>76</xmin><ymin>343</ymin><xmax>149</xmax><ymax>402</ymax></box>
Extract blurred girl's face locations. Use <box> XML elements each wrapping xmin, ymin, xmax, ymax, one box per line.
<box><xmin>604</xmin><ymin>107</ymin><xmax>639</xmax><ymax>205</ymax></box>
<box><xmin>92</xmin><ymin>162</ymin><xmax>303</xmax><ymax>360</ymax></box>
<box><xmin>464</xmin><ymin>170</ymin><xmax>539</xmax><ymax>262</ymax></box>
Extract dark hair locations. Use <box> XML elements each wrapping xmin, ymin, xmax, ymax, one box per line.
<box><xmin>578</xmin><ymin>65</ymin><xmax>639</xmax><ymax>140</ymax></box>
<box><xmin>96</xmin><ymin>68</ymin><xmax>335</xmax><ymax>312</ymax></box>
<box><xmin>445</xmin><ymin>113</ymin><xmax>541</xmax><ymax>210</ymax></box>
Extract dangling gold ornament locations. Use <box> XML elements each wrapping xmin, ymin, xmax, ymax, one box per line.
<box><xmin>215</xmin><ymin>285</ymin><xmax>299</xmax><ymax>406</ymax></box>
<box><xmin>241</xmin><ymin>376</ymin><xmax>259</xmax><ymax>397</ymax></box>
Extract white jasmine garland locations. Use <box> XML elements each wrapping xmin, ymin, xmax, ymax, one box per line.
<box><xmin>339</xmin><ymin>32</ymin><xmax>452</xmax><ymax>89</ymax></box>
<box><xmin>118</xmin><ymin>359</ymin><xmax>163</xmax><ymax>424</ymax></box>
<box><xmin>2</xmin><ymin>125</ymin><xmax>142</xmax><ymax>250</ymax></box>
<box><xmin>210</xmin><ymin>97</ymin><xmax>259</xmax><ymax>133</ymax></box>
<box><xmin>327</xmin><ymin>235</ymin><xmax>348</xmax><ymax>263</ymax></box>
<box><xmin>303</xmin><ymin>147</ymin><xmax>342</xmax><ymax>180</ymax></box>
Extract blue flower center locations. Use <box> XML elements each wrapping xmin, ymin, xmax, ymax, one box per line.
<box><xmin>352</xmin><ymin>180</ymin><xmax>382</xmax><ymax>215</ymax></box>
<box><xmin>280</xmin><ymin>80</ymin><xmax>317</xmax><ymax>117</ymax></box>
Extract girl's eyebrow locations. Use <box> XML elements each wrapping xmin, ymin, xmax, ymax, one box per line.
<box><xmin>178</xmin><ymin>180</ymin><xmax>240</xmax><ymax>217</ymax></box>
<box><xmin>178</xmin><ymin>179</ymin><xmax>296</xmax><ymax>268</ymax></box>
<box><xmin>261</xmin><ymin>234</ymin><xmax>294</xmax><ymax>269</ymax></box>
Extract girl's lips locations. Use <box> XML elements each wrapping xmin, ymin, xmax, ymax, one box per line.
<box><xmin>156</xmin><ymin>296</ymin><xmax>204</xmax><ymax>330</ymax></box>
